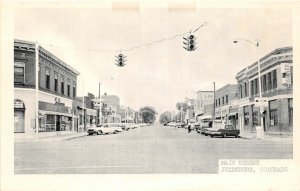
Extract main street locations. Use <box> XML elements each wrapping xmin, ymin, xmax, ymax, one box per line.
<box><xmin>15</xmin><ymin>125</ymin><xmax>292</xmax><ymax>174</ymax></box>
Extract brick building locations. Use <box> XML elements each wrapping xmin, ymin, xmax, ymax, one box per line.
<box><xmin>236</xmin><ymin>46</ymin><xmax>293</xmax><ymax>133</ymax></box>
<box><xmin>214</xmin><ymin>84</ymin><xmax>239</xmax><ymax>128</ymax></box>
<box><xmin>14</xmin><ymin>39</ymin><xmax>79</xmax><ymax>137</ymax></box>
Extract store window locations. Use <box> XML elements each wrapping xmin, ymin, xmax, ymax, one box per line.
<box><xmin>61</xmin><ymin>76</ymin><xmax>64</xmax><ymax>94</ymax></box>
<box><xmin>288</xmin><ymin>98</ymin><xmax>293</xmax><ymax>126</ymax></box>
<box><xmin>46</xmin><ymin>68</ymin><xmax>50</xmax><ymax>89</ymax></box>
<box><xmin>269</xmin><ymin>100</ymin><xmax>278</xmax><ymax>126</ymax></box>
<box><xmin>252</xmin><ymin>110</ymin><xmax>259</xmax><ymax>126</ymax></box>
<box><xmin>46</xmin><ymin>115</ymin><xmax>55</xmax><ymax>131</ymax></box>
<box><xmin>54</xmin><ymin>73</ymin><xmax>58</xmax><ymax>92</ymax></box>
<box><xmin>244</xmin><ymin>111</ymin><xmax>249</xmax><ymax>126</ymax></box>
<box><xmin>14</xmin><ymin>62</ymin><xmax>25</xmax><ymax>84</ymax></box>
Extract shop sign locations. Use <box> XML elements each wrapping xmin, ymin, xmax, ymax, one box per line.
<box><xmin>14</xmin><ymin>99</ymin><xmax>25</xmax><ymax>109</ymax></box>
<box><xmin>254</xmin><ymin>98</ymin><xmax>268</xmax><ymax>108</ymax></box>
<box><xmin>55</xmin><ymin>97</ymin><xmax>65</xmax><ymax>106</ymax></box>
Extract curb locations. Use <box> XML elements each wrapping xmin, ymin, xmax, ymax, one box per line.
<box><xmin>63</xmin><ymin>134</ymin><xmax>88</xmax><ymax>140</ymax></box>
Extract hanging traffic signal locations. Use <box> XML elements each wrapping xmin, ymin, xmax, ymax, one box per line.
<box><xmin>183</xmin><ymin>34</ymin><xmax>196</xmax><ymax>51</ymax></box>
<box><xmin>115</xmin><ymin>53</ymin><xmax>127</xmax><ymax>67</ymax></box>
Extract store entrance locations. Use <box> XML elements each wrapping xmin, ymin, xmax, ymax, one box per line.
<box><xmin>56</xmin><ymin>115</ymin><xmax>61</xmax><ymax>131</ymax></box>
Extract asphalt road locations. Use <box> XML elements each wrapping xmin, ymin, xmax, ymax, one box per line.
<box><xmin>15</xmin><ymin>125</ymin><xmax>293</xmax><ymax>174</ymax></box>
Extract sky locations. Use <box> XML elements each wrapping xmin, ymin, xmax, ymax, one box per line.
<box><xmin>14</xmin><ymin>6</ymin><xmax>292</xmax><ymax>114</ymax></box>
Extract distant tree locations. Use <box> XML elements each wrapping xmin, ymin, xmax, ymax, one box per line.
<box><xmin>159</xmin><ymin>111</ymin><xmax>172</xmax><ymax>124</ymax></box>
<box><xmin>176</xmin><ymin>102</ymin><xmax>188</xmax><ymax>112</ymax></box>
<box><xmin>139</xmin><ymin>106</ymin><xmax>157</xmax><ymax>124</ymax></box>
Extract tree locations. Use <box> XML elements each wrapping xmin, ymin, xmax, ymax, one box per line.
<box><xmin>176</xmin><ymin>102</ymin><xmax>188</xmax><ymax>112</ymax></box>
<box><xmin>139</xmin><ymin>106</ymin><xmax>157</xmax><ymax>124</ymax></box>
<box><xmin>159</xmin><ymin>111</ymin><xmax>172</xmax><ymax>124</ymax></box>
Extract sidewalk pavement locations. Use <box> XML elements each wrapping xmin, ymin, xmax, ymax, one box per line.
<box><xmin>239</xmin><ymin>131</ymin><xmax>293</xmax><ymax>142</ymax></box>
<box><xmin>15</xmin><ymin>132</ymin><xmax>88</xmax><ymax>143</ymax></box>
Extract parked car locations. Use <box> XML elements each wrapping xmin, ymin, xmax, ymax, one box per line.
<box><xmin>102</xmin><ymin>123</ymin><xmax>124</xmax><ymax>134</ymax></box>
<box><xmin>206</xmin><ymin>122</ymin><xmax>240</xmax><ymax>138</ymax></box>
<box><xmin>87</xmin><ymin>126</ymin><xmax>104</xmax><ymax>135</ymax></box>
<box><xmin>198</xmin><ymin>121</ymin><xmax>213</xmax><ymax>134</ymax></box>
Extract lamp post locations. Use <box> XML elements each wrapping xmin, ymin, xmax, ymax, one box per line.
<box><xmin>233</xmin><ymin>39</ymin><xmax>264</xmax><ymax>139</ymax></box>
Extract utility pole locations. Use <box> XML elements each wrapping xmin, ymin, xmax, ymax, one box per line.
<box><xmin>213</xmin><ymin>82</ymin><xmax>215</xmax><ymax>121</ymax></box>
<box><xmin>35</xmin><ymin>42</ymin><xmax>39</xmax><ymax>141</ymax></box>
<box><xmin>98</xmin><ymin>82</ymin><xmax>102</xmax><ymax>125</ymax></box>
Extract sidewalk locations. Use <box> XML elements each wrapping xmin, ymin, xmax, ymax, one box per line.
<box><xmin>15</xmin><ymin>131</ymin><xmax>88</xmax><ymax>143</ymax></box>
<box><xmin>239</xmin><ymin>131</ymin><xmax>293</xmax><ymax>142</ymax></box>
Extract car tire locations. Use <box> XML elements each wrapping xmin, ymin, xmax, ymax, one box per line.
<box><xmin>113</xmin><ymin>131</ymin><xmax>117</xmax><ymax>134</ymax></box>
<box><xmin>235</xmin><ymin>134</ymin><xmax>239</xmax><ymax>138</ymax></box>
<box><xmin>223</xmin><ymin>134</ymin><xmax>227</xmax><ymax>138</ymax></box>
<box><xmin>88</xmin><ymin>133</ymin><xmax>93</xmax><ymax>135</ymax></box>
<box><xmin>97</xmin><ymin>131</ymin><xmax>102</xmax><ymax>135</ymax></box>
<box><xmin>210</xmin><ymin>135</ymin><xmax>214</xmax><ymax>137</ymax></box>
<box><xmin>205</xmin><ymin>134</ymin><xmax>208</xmax><ymax>136</ymax></box>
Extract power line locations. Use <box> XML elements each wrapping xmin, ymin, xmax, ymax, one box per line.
<box><xmin>39</xmin><ymin>9</ymin><xmax>231</xmax><ymax>53</ymax></box>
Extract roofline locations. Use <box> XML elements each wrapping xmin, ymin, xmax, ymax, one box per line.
<box><xmin>14</xmin><ymin>39</ymin><xmax>80</xmax><ymax>76</ymax></box>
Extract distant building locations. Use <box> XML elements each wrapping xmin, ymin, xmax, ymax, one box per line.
<box><xmin>194</xmin><ymin>90</ymin><xmax>214</xmax><ymax>122</ymax></box>
<box><xmin>100</xmin><ymin>93</ymin><xmax>121</xmax><ymax>123</ymax></box>
<box><xmin>14</xmin><ymin>39</ymin><xmax>79</xmax><ymax>137</ymax></box>
<box><xmin>214</xmin><ymin>84</ymin><xmax>239</xmax><ymax>128</ymax></box>
<box><xmin>184</xmin><ymin>98</ymin><xmax>195</xmax><ymax>123</ymax></box>
<box><xmin>236</xmin><ymin>46</ymin><xmax>293</xmax><ymax>133</ymax></box>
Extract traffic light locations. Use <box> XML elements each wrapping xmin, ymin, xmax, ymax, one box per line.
<box><xmin>115</xmin><ymin>53</ymin><xmax>127</xmax><ymax>67</ymax></box>
<box><xmin>183</xmin><ymin>34</ymin><xmax>196</xmax><ymax>51</ymax></box>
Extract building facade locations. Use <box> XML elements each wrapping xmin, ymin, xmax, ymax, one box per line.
<box><xmin>14</xmin><ymin>39</ymin><xmax>80</xmax><ymax>137</ymax></box>
<box><xmin>100</xmin><ymin>93</ymin><xmax>121</xmax><ymax>123</ymax></box>
<box><xmin>214</xmin><ymin>84</ymin><xmax>239</xmax><ymax>128</ymax></box>
<box><xmin>194</xmin><ymin>90</ymin><xmax>214</xmax><ymax>122</ymax></box>
<box><xmin>236</xmin><ymin>46</ymin><xmax>293</xmax><ymax>133</ymax></box>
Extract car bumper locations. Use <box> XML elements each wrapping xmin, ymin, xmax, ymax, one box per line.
<box><xmin>210</xmin><ymin>131</ymin><xmax>221</xmax><ymax>135</ymax></box>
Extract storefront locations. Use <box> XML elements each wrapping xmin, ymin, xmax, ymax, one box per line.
<box><xmin>14</xmin><ymin>99</ymin><xmax>26</xmax><ymax>133</ymax></box>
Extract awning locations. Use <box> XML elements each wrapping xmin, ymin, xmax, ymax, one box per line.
<box><xmin>86</xmin><ymin>108</ymin><xmax>97</xmax><ymax>116</ymax></box>
<box><xmin>228</xmin><ymin>112</ymin><xmax>238</xmax><ymax>117</ymax></box>
<box><xmin>39</xmin><ymin>110</ymin><xmax>73</xmax><ymax>117</ymax></box>
<box><xmin>199</xmin><ymin>114</ymin><xmax>212</xmax><ymax>120</ymax></box>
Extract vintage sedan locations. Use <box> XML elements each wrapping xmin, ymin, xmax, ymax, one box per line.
<box><xmin>87</xmin><ymin>126</ymin><xmax>105</xmax><ymax>135</ymax></box>
<box><xmin>208</xmin><ymin>125</ymin><xmax>240</xmax><ymax>138</ymax></box>
<box><xmin>103</xmin><ymin>123</ymin><xmax>124</xmax><ymax>133</ymax></box>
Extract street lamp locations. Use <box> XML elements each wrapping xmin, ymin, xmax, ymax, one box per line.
<box><xmin>233</xmin><ymin>39</ymin><xmax>264</xmax><ymax>139</ymax></box>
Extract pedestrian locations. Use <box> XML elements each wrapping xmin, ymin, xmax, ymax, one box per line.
<box><xmin>187</xmin><ymin>120</ymin><xmax>191</xmax><ymax>133</ymax></box>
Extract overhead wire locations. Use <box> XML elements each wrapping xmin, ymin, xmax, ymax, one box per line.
<box><xmin>39</xmin><ymin>9</ymin><xmax>231</xmax><ymax>54</ymax></box>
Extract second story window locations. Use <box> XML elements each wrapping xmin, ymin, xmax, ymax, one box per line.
<box><xmin>250</xmin><ymin>80</ymin><xmax>254</xmax><ymax>96</ymax></box>
<box><xmin>239</xmin><ymin>85</ymin><xmax>243</xmax><ymax>98</ymax></box>
<box><xmin>267</xmin><ymin>72</ymin><xmax>272</xmax><ymax>90</ymax></box>
<box><xmin>244</xmin><ymin>82</ymin><xmax>248</xmax><ymax>97</ymax></box>
<box><xmin>14</xmin><ymin>62</ymin><xmax>25</xmax><ymax>84</ymax></box>
<box><xmin>262</xmin><ymin>74</ymin><xmax>267</xmax><ymax>92</ymax></box>
<box><xmin>226</xmin><ymin>95</ymin><xmax>228</xmax><ymax>104</ymax></box>
<box><xmin>222</xmin><ymin>97</ymin><xmax>224</xmax><ymax>105</ymax></box>
<box><xmin>67</xmin><ymin>79</ymin><xmax>71</xmax><ymax>97</ymax></box>
<box><xmin>61</xmin><ymin>76</ymin><xmax>64</xmax><ymax>94</ymax></box>
<box><xmin>254</xmin><ymin>78</ymin><xmax>258</xmax><ymax>95</ymax></box>
<box><xmin>73</xmin><ymin>82</ymin><xmax>76</xmax><ymax>97</ymax></box>
<box><xmin>45</xmin><ymin>68</ymin><xmax>50</xmax><ymax>89</ymax></box>
<box><xmin>273</xmin><ymin>70</ymin><xmax>277</xmax><ymax>89</ymax></box>
<box><xmin>54</xmin><ymin>73</ymin><xmax>58</xmax><ymax>92</ymax></box>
